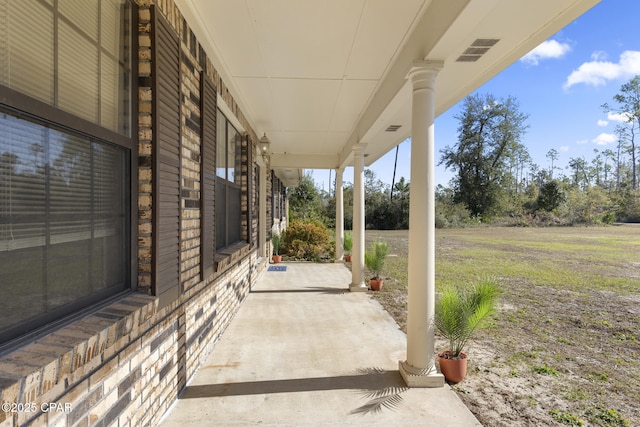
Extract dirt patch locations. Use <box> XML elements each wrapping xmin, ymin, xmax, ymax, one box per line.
<box><xmin>366</xmin><ymin>227</ymin><xmax>640</xmax><ymax>427</ymax></box>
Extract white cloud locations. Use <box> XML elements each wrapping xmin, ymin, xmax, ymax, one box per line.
<box><xmin>564</xmin><ymin>50</ymin><xmax>640</xmax><ymax>89</ymax></box>
<box><xmin>597</xmin><ymin>119</ymin><xmax>609</xmax><ymax>126</ymax></box>
<box><xmin>607</xmin><ymin>111</ymin><xmax>633</xmax><ymax>122</ymax></box>
<box><xmin>559</xmin><ymin>146</ymin><xmax>570</xmax><ymax>152</ymax></box>
<box><xmin>521</xmin><ymin>40</ymin><xmax>572</xmax><ymax>65</ymax></box>
<box><xmin>592</xmin><ymin>133</ymin><xmax>618</xmax><ymax>145</ymax></box>
<box><xmin>591</xmin><ymin>51</ymin><xmax>608</xmax><ymax>61</ymax></box>
<box><xmin>576</xmin><ymin>139</ymin><xmax>589</xmax><ymax>145</ymax></box>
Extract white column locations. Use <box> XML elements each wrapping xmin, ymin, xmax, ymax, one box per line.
<box><xmin>350</xmin><ymin>145</ymin><xmax>367</xmax><ymax>291</ymax></box>
<box><xmin>335</xmin><ymin>168</ymin><xmax>344</xmax><ymax>261</ymax></box>
<box><xmin>283</xmin><ymin>197</ymin><xmax>289</xmax><ymax>231</ymax></box>
<box><xmin>399</xmin><ymin>60</ymin><xmax>445</xmax><ymax>387</ymax></box>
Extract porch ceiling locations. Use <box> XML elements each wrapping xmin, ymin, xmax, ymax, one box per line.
<box><xmin>176</xmin><ymin>0</ymin><xmax>600</xmax><ymax>185</ymax></box>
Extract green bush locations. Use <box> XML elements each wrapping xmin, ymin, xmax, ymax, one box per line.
<box><xmin>281</xmin><ymin>219</ymin><xmax>334</xmax><ymax>261</ymax></box>
<box><xmin>537</xmin><ymin>180</ymin><xmax>566</xmax><ymax>212</ymax></box>
<box><xmin>617</xmin><ymin>189</ymin><xmax>640</xmax><ymax>223</ymax></box>
<box><xmin>435</xmin><ymin>199</ymin><xmax>473</xmax><ymax>228</ymax></box>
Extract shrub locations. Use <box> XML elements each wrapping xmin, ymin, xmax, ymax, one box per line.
<box><xmin>617</xmin><ymin>189</ymin><xmax>640</xmax><ymax>223</ymax></box>
<box><xmin>281</xmin><ymin>219</ymin><xmax>334</xmax><ymax>261</ymax></box>
<box><xmin>537</xmin><ymin>180</ymin><xmax>566</xmax><ymax>212</ymax></box>
<box><xmin>435</xmin><ymin>199</ymin><xmax>473</xmax><ymax>228</ymax></box>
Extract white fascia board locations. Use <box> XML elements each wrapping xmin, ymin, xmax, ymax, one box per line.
<box><xmin>269</xmin><ymin>153</ymin><xmax>339</xmax><ymax>170</ymax></box>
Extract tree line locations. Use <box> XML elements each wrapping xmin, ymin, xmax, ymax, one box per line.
<box><xmin>288</xmin><ymin>76</ymin><xmax>640</xmax><ymax>228</ymax></box>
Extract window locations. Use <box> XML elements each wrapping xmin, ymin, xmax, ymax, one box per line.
<box><xmin>0</xmin><ymin>0</ymin><xmax>133</xmax><ymax>345</ymax></box>
<box><xmin>215</xmin><ymin>109</ymin><xmax>242</xmax><ymax>249</ymax></box>
<box><xmin>0</xmin><ymin>0</ymin><xmax>132</xmax><ymax>136</ymax></box>
<box><xmin>272</xmin><ymin>176</ymin><xmax>284</xmax><ymax>220</ymax></box>
<box><xmin>0</xmin><ymin>111</ymin><xmax>130</xmax><ymax>344</ymax></box>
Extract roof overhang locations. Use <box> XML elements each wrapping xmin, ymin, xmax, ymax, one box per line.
<box><xmin>176</xmin><ymin>0</ymin><xmax>600</xmax><ymax>185</ymax></box>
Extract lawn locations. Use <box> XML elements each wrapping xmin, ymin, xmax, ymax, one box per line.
<box><xmin>365</xmin><ymin>226</ymin><xmax>639</xmax><ymax>427</ymax></box>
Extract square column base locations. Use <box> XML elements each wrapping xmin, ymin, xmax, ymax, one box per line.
<box><xmin>349</xmin><ymin>283</ymin><xmax>368</xmax><ymax>292</ymax></box>
<box><xmin>399</xmin><ymin>360</ymin><xmax>444</xmax><ymax>387</ymax></box>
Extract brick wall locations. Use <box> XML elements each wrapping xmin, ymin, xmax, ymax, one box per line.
<box><xmin>138</xmin><ymin>2</ymin><xmax>154</xmax><ymax>295</ymax></box>
<box><xmin>0</xmin><ymin>255</ymin><xmax>255</xmax><ymax>427</ymax></box>
<box><xmin>180</xmin><ymin>40</ymin><xmax>204</xmax><ymax>291</ymax></box>
<box><xmin>0</xmin><ymin>0</ymin><xmax>270</xmax><ymax>426</ymax></box>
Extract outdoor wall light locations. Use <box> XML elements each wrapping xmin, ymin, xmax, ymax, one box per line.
<box><xmin>259</xmin><ymin>133</ymin><xmax>270</xmax><ymax>157</ymax></box>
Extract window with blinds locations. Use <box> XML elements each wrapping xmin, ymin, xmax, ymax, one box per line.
<box><xmin>0</xmin><ymin>0</ymin><xmax>134</xmax><ymax>346</ymax></box>
<box><xmin>0</xmin><ymin>110</ymin><xmax>129</xmax><ymax>344</ymax></box>
<box><xmin>0</xmin><ymin>0</ymin><xmax>132</xmax><ymax>136</ymax></box>
<box><xmin>215</xmin><ymin>110</ymin><xmax>243</xmax><ymax>250</ymax></box>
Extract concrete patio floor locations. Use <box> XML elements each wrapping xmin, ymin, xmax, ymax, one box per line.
<box><xmin>158</xmin><ymin>262</ymin><xmax>481</xmax><ymax>426</ymax></box>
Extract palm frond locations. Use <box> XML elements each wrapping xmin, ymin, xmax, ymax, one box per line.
<box><xmin>359</xmin><ymin>386</ymin><xmax>409</xmax><ymax>400</ymax></box>
<box><xmin>351</xmin><ymin>393</ymin><xmax>405</xmax><ymax>415</ymax></box>
<box><xmin>434</xmin><ymin>277</ymin><xmax>500</xmax><ymax>357</ymax></box>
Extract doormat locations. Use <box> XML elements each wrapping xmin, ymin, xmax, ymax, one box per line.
<box><xmin>268</xmin><ymin>266</ymin><xmax>287</xmax><ymax>272</ymax></box>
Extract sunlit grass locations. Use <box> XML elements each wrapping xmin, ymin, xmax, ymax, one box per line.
<box><xmin>384</xmin><ymin>256</ymin><xmax>409</xmax><ymax>289</ymax></box>
<box><xmin>431</xmin><ymin>228</ymin><xmax>639</xmax><ymax>293</ymax></box>
<box><xmin>365</xmin><ymin>226</ymin><xmax>640</xmax><ymax>426</ymax></box>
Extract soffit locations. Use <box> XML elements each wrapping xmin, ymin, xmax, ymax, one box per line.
<box><xmin>176</xmin><ymin>0</ymin><xmax>601</xmax><ymax>177</ymax></box>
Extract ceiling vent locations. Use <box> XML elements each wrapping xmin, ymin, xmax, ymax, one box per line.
<box><xmin>456</xmin><ymin>55</ymin><xmax>481</xmax><ymax>62</ymax></box>
<box><xmin>456</xmin><ymin>38</ymin><xmax>500</xmax><ymax>63</ymax></box>
<box><xmin>472</xmin><ymin>38</ymin><xmax>500</xmax><ymax>47</ymax></box>
<box><xmin>385</xmin><ymin>125</ymin><xmax>402</xmax><ymax>132</ymax></box>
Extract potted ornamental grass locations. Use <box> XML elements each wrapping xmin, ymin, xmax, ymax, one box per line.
<box><xmin>364</xmin><ymin>241</ymin><xmax>388</xmax><ymax>291</ymax></box>
<box><xmin>271</xmin><ymin>232</ymin><xmax>283</xmax><ymax>263</ymax></box>
<box><xmin>434</xmin><ymin>277</ymin><xmax>500</xmax><ymax>383</ymax></box>
<box><xmin>343</xmin><ymin>230</ymin><xmax>353</xmax><ymax>262</ymax></box>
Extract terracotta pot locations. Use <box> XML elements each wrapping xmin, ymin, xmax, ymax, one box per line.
<box><xmin>272</xmin><ymin>255</ymin><xmax>282</xmax><ymax>264</ymax></box>
<box><xmin>438</xmin><ymin>351</ymin><xmax>467</xmax><ymax>383</ymax></box>
<box><xmin>369</xmin><ymin>278</ymin><xmax>383</xmax><ymax>291</ymax></box>
<box><xmin>344</xmin><ymin>255</ymin><xmax>352</xmax><ymax>262</ymax></box>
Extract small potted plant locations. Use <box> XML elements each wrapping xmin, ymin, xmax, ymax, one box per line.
<box><xmin>271</xmin><ymin>233</ymin><xmax>282</xmax><ymax>263</ymax></box>
<box><xmin>364</xmin><ymin>241</ymin><xmax>388</xmax><ymax>291</ymax></box>
<box><xmin>343</xmin><ymin>230</ymin><xmax>353</xmax><ymax>262</ymax></box>
<box><xmin>434</xmin><ymin>277</ymin><xmax>500</xmax><ymax>383</ymax></box>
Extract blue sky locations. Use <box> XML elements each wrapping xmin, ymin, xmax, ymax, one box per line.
<box><xmin>311</xmin><ymin>0</ymin><xmax>640</xmax><ymax>193</ymax></box>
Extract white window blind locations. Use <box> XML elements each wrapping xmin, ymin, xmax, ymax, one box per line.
<box><xmin>0</xmin><ymin>0</ymin><xmax>55</xmax><ymax>104</ymax></box>
<box><xmin>0</xmin><ymin>111</ymin><xmax>128</xmax><ymax>341</ymax></box>
<box><xmin>0</xmin><ymin>0</ymin><xmax>131</xmax><ymax>136</ymax></box>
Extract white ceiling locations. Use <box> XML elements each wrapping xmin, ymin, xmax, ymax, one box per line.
<box><xmin>176</xmin><ymin>0</ymin><xmax>600</xmax><ymax>185</ymax></box>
